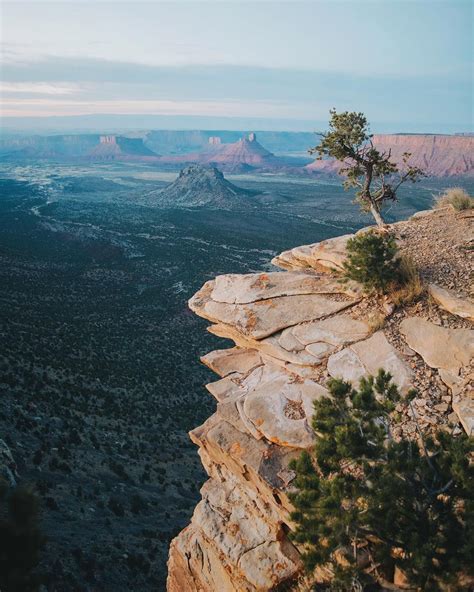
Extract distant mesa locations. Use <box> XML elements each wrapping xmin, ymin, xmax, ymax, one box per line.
<box><xmin>159</xmin><ymin>133</ymin><xmax>283</xmax><ymax>172</ymax></box>
<box><xmin>305</xmin><ymin>134</ymin><xmax>474</xmax><ymax>177</ymax></box>
<box><xmin>0</xmin><ymin>133</ymin><xmax>160</xmax><ymax>162</ymax></box>
<box><xmin>1</xmin><ymin>131</ymin><xmax>472</xmax><ymax>177</ymax></box>
<box><xmin>87</xmin><ymin>135</ymin><xmax>159</xmax><ymax>161</ymax></box>
<box><xmin>148</xmin><ymin>164</ymin><xmax>260</xmax><ymax>208</ymax></box>
<box><xmin>208</xmin><ymin>133</ymin><xmax>277</xmax><ymax>170</ymax></box>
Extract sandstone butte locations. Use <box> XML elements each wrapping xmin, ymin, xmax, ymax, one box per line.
<box><xmin>167</xmin><ymin>205</ymin><xmax>473</xmax><ymax>592</ymax></box>
<box><xmin>159</xmin><ymin>133</ymin><xmax>282</xmax><ymax>172</ymax></box>
<box><xmin>305</xmin><ymin>134</ymin><xmax>474</xmax><ymax>177</ymax></box>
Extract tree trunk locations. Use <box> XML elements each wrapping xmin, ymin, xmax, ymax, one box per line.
<box><xmin>370</xmin><ymin>202</ymin><xmax>385</xmax><ymax>227</ymax></box>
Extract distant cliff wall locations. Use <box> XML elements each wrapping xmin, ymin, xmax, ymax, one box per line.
<box><xmin>306</xmin><ymin>134</ymin><xmax>474</xmax><ymax>177</ymax></box>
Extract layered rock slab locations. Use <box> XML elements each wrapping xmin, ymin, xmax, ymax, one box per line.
<box><xmin>201</xmin><ymin>347</ymin><xmax>263</xmax><ymax>377</ymax></box>
<box><xmin>205</xmin><ymin>362</ymin><xmax>329</xmax><ymax>448</ymax></box>
<box><xmin>189</xmin><ymin>277</ymin><xmax>358</xmax><ymax>339</ymax></box>
<box><xmin>399</xmin><ymin>317</ymin><xmax>473</xmax><ymax>373</ymax></box>
<box><xmin>167</xmin><ymin>411</ymin><xmax>304</xmax><ymax>591</ymax></box>
<box><xmin>211</xmin><ymin>271</ymin><xmax>361</xmax><ymax>303</ymax></box>
<box><xmin>271</xmin><ymin>234</ymin><xmax>351</xmax><ymax>272</ymax></box>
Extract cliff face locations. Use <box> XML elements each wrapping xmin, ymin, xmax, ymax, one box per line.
<box><xmin>306</xmin><ymin>134</ymin><xmax>474</xmax><ymax>177</ymax></box>
<box><xmin>167</xmin><ymin>207</ymin><xmax>473</xmax><ymax>591</ymax></box>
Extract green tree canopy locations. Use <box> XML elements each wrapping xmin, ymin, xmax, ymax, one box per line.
<box><xmin>289</xmin><ymin>371</ymin><xmax>473</xmax><ymax>590</ymax></box>
<box><xmin>312</xmin><ymin>110</ymin><xmax>424</xmax><ymax>226</ymax></box>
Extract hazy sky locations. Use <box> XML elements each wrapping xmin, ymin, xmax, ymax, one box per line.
<box><xmin>1</xmin><ymin>0</ymin><xmax>472</xmax><ymax>131</ymax></box>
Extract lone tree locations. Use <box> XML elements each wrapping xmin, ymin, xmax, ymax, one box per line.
<box><xmin>312</xmin><ymin>110</ymin><xmax>424</xmax><ymax>226</ymax></box>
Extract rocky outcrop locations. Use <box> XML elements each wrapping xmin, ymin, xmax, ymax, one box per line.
<box><xmin>208</xmin><ymin>133</ymin><xmax>279</xmax><ymax>171</ymax></box>
<box><xmin>327</xmin><ymin>330</ymin><xmax>413</xmax><ymax>394</ymax></box>
<box><xmin>168</xmin><ymin>267</ymin><xmax>409</xmax><ymax>591</ymax></box>
<box><xmin>168</xmin><ymin>208</ymin><xmax>473</xmax><ymax>591</ymax></box>
<box><xmin>306</xmin><ymin>134</ymin><xmax>474</xmax><ymax>177</ymax></box>
<box><xmin>147</xmin><ymin>164</ymin><xmax>259</xmax><ymax>208</ymax></box>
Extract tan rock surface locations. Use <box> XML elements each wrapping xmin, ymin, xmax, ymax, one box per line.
<box><xmin>291</xmin><ymin>314</ymin><xmax>370</xmax><ymax>346</ymax></box>
<box><xmin>193</xmin><ymin>290</ymin><xmax>356</xmax><ymax>339</ymax></box>
<box><xmin>201</xmin><ymin>347</ymin><xmax>262</xmax><ymax>377</ymax></box>
<box><xmin>271</xmin><ymin>234</ymin><xmax>351</xmax><ymax>272</ymax></box>
<box><xmin>452</xmin><ymin>394</ymin><xmax>474</xmax><ymax>436</ymax></box>
<box><xmin>241</xmin><ymin>365</ymin><xmax>328</xmax><ymax>448</ymax></box>
<box><xmin>211</xmin><ymin>271</ymin><xmax>359</xmax><ymax>303</ymax></box>
<box><xmin>399</xmin><ymin>317</ymin><xmax>473</xmax><ymax>372</ymax></box>
<box><xmin>327</xmin><ymin>331</ymin><xmax>414</xmax><ymax>394</ymax></box>
<box><xmin>428</xmin><ymin>284</ymin><xmax>474</xmax><ymax>321</ymax></box>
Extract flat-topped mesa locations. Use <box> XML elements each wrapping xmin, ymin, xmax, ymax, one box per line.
<box><xmin>167</xmin><ymin>209</ymin><xmax>473</xmax><ymax>591</ymax></box>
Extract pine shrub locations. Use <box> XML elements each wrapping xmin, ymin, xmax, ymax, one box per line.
<box><xmin>289</xmin><ymin>371</ymin><xmax>474</xmax><ymax>591</ymax></box>
<box><xmin>342</xmin><ymin>232</ymin><xmax>401</xmax><ymax>294</ymax></box>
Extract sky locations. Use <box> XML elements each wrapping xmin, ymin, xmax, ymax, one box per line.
<box><xmin>1</xmin><ymin>0</ymin><xmax>472</xmax><ymax>132</ymax></box>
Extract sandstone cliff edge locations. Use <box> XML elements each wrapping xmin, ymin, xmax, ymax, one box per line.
<box><xmin>167</xmin><ymin>206</ymin><xmax>473</xmax><ymax>591</ymax></box>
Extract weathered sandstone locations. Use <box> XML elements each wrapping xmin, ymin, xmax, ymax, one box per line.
<box><xmin>168</xmin><ymin>209</ymin><xmax>474</xmax><ymax>590</ymax></box>
<box><xmin>399</xmin><ymin>317</ymin><xmax>473</xmax><ymax>373</ymax></box>
<box><xmin>271</xmin><ymin>234</ymin><xmax>351</xmax><ymax>272</ymax></box>
<box><xmin>327</xmin><ymin>331</ymin><xmax>414</xmax><ymax>394</ymax></box>
<box><xmin>428</xmin><ymin>284</ymin><xmax>474</xmax><ymax>321</ymax></box>
<box><xmin>400</xmin><ymin>317</ymin><xmax>474</xmax><ymax>434</ymax></box>
<box><xmin>189</xmin><ymin>278</ymin><xmax>357</xmax><ymax>339</ymax></box>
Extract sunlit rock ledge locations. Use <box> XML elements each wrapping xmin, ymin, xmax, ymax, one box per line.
<box><xmin>167</xmin><ymin>207</ymin><xmax>473</xmax><ymax>592</ymax></box>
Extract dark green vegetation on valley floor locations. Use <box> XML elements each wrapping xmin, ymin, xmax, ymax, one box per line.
<box><xmin>0</xmin><ymin>162</ymin><xmax>470</xmax><ymax>591</ymax></box>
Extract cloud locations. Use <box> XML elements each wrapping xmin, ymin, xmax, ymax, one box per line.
<box><xmin>0</xmin><ymin>97</ymin><xmax>307</xmax><ymax>118</ymax></box>
<box><xmin>0</xmin><ymin>82</ymin><xmax>81</xmax><ymax>96</ymax></box>
<box><xmin>0</xmin><ymin>54</ymin><xmax>471</xmax><ymax>130</ymax></box>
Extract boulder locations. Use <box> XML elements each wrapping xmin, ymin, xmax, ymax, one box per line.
<box><xmin>428</xmin><ymin>284</ymin><xmax>474</xmax><ymax>321</ymax></box>
<box><xmin>327</xmin><ymin>331</ymin><xmax>413</xmax><ymax>393</ymax></box>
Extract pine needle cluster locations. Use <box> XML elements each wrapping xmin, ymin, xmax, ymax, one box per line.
<box><xmin>342</xmin><ymin>232</ymin><xmax>401</xmax><ymax>294</ymax></box>
<box><xmin>289</xmin><ymin>371</ymin><xmax>473</xmax><ymax>591</ymax></box>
